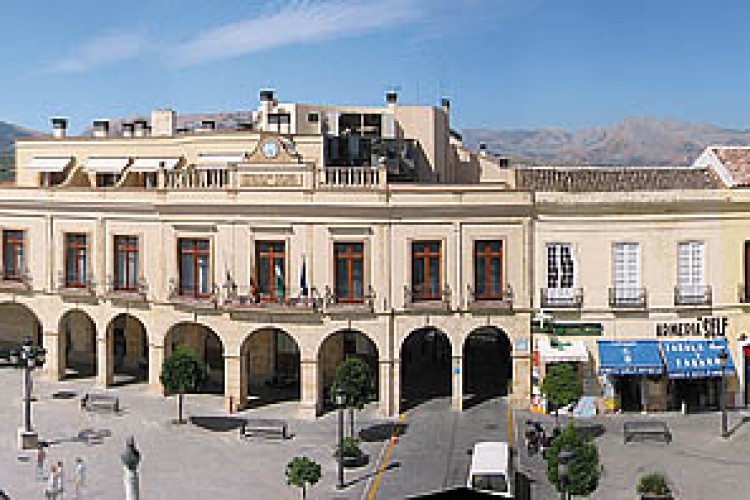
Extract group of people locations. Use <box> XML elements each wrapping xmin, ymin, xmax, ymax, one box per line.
<box><xmin>36</xmin><ymin>445</ymin><xmax>86</xmax><ymax>499</ymax></box>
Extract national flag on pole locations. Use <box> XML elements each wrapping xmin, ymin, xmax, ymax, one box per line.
<box><xmin>274</xmin><ymin>261</ymin><xmax>284</xmax><ymax>300</ymax></box>
<box><xmin>300</xmin><ymin>258</ymin><xmax>309</xmax><ymax>297</ymax></box>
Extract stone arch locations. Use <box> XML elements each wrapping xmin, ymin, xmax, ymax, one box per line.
<box><xmin>400</xmin><ymin>326</ymin><xmax>452</xmax><ymax>411</ymax></box>
<box><xmin>0</xmin><ymin>302</ymin><xmax>43</xmax><ymax>351</ymax></box>
<box><xmin>59</xmin><ymin>309</ymin><xmax>97</xmax><ymax>378</ymax></box>
<box><xmin>462</xmin><ymin>326</ymin><xmax>512</xmax><ymax>408</ymax></box>
<box><xmin>240</xmin><ymin>327</ymin><xmax>301</xmax><ymax>408</ymax></box>
<box><xmin>165</xmin><ymin>322</ymin><xmax>225</xmax><ymax>394</ymax></box>
<box><xmin>105</xmin><ymin>313</ymin><xmax>148</xmax><ymax>385</ymax></box>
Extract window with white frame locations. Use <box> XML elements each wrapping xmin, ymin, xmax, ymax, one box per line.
<box><xmin>613</xmin><ymin>242</ymin><xmax>640</xmax><ymax>299</ymax></box>
<box><xmin>546</xmin><ymin>243</ymin><xmax>574</xmax><ymax>296</ymax></box>
<box><xmin>677</xmin><ymin>241</ymin><xmax>704</xmax><ymax>296</ymax></box>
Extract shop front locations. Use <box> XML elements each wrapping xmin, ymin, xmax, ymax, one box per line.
<box><xmin>530</xmin><ymin>337</ymin><xmax>590</xmax><ymax>414</ymax></box>
<box><xmin>660</xmin><ymin>339</ymin><xmax>735</xmax><ymax>412</ymax></box>
<box><xmin>597</xmin><ymin>340</ymin><xmax>664</xmax><ymax>412</ymax></box>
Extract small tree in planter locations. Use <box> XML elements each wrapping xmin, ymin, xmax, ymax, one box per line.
<box><xmin>286</xmin><ymin>456</ymin><xmax>322</xmax><ymax>500</ymax></box>
<box><xmin>330</xmin><ymin>357</ymin><xmax>374</xmax><ymax>438</ymax></box>
<box><xmin>160</xmin><ymin>345</ymin><xmax>207</xmax><ymax>424</ymax></box>
<box><xmin>335</xmin><ymin>436</ymin><xmax>368</xmax><ymax>468</ymax></box>
<box><xmin>637</xmin><ymin>473</ymin><xmax>672</xmax><ymax>500</ymax></box>
<box><xmin>546</xmin><ymin>424</ymin><xmax>601</xmax><ymax>497</ymax></box>
<box><xmin>541</xmin><ymin>362</ymin><xmax>583</xmax><ymax>427</ymax></box>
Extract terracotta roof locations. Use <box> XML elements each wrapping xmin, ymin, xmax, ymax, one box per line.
<box><xmin>515</xmin><ymin>167</ymin><xmax>720</xmax><ymax>192</ymax></box>
<box><xmin>711</xmin><ymin>147</ymin><xmax>750</xmax><ymax>186</ymax></box>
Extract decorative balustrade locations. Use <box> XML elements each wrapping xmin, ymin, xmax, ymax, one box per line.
<box><xmin>317</xmin><ymin>166</ymin><xmax>386</xmax><ymax>189</ymax></box>
<box><xmin>162</xmin><ymin>168</ymin><xmax>234</xmax><ymax>190</ymax></box>
<box><xmin>223</xmin><ymin>285</ymin><xmax>321</xmax><ymax>312</ymax></box>
<box><xmin>167</xmin><ymin>278</ymin><xmax>218</xmax><ymax>309</ymax></box>
<box><xmin>608</xmin><ymin>287</ymin><xmax>647</xmax><ymax>308</ymax></box>
<box><xmin>57</xmin><ymin>271</ymin><xmax>96</xmax><ymax>296</ymax></box>
<box><xmin>323</xmin><ymin>285</ymin><xmax>375</xmax><ymax>313</ymax></box>
<box><xmin>105</xmin><ymin>275</ymin><xmax>148</xmax><ymax>301</ymax></box>
<box><xmin>467</xmin><ymin>284</ymin><xmax>514</xmax><ymax>311</ymax></box>
<box><xmin>404</xmin><ymin>283</ymin><xmax>451</xmax><ymax>310</ymax></box>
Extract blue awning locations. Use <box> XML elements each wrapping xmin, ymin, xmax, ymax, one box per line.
<box><xmin>597</xmin><ymin>340</ymin><xmax>663</xmax><ymax>375</ymax></box>
<box><xmin>660</xmin><ymin>339</ymin><xmax>735</xmax><ymax>379</ymax></box>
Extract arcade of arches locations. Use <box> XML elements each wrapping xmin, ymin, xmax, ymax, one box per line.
<box><xmin>0</xmin><ymin>303</ymin><xmax>523</xmax><ymax>417</ymax></box>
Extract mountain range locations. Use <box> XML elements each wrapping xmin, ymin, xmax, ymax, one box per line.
<box><xmin>4</xmin><ymin>116</ymin><xmax>750</xmax><ymax>166</ymax></box>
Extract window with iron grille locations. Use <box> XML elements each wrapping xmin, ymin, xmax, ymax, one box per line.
<box><xmin>334</xmin><ymin>242</ymin><xmax>364</xmax><ymax>302</ymax></box>
<box><xmin>256</xmin><ymin>241</ymin><xmax>286</xmax><ymax>301</ymax></box>
<box><xmin>114</xmin><ymin>236</ymin><xmax>139</xmax><ymax>291</ymax></box>
<box><xmin>65</xmin><ymin>233</ymin><xmax>88</xmax><ymax>287</ymax></box>
<box><xmin>546</xmin><ymin>243</ymin><xmax>574</xmax><ymax>289</ymax></box>
<box><xmin>411</xmin><ymin>241</ymin><xmax>442</xmax><ymax>300</ymax></box>
<box><xmin>2</xmin><ymin>230</ymin><xmax>24</xmax><ymax>281</ymax></box>
<box><xmin>474</xmin><ymin>240</ymin><xmax>503</xmax><ymax>299</ymax></box>
<box><xmin>178</xmin><ymin>239</ymin><xmax>210</xmax><ymax>297</ymax></box>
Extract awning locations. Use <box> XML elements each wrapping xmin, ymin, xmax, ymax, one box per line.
<box><xmin>597</xmin><ymin>340</ymin><xmax>663</xmax><ymax>375</ymax></box>
<box><xmin>26</xmin><ymin>157</ymin><xmax>72</xmax><ymax>172</ymax></box>
<box><xmin>538</xmin><ymin>338</ymin><xmax>589</xmax><ymax>363</ymax></box>
<box><xmin>660</xmin><ymin>339</ymin><xmax>735</xmax><ymax>379</ymax></box>
<box><xmin>85</xmin><ymin>157</ymin><xmax>130</xmax><ymax>173</ymax></box>
<box><xmin>197</xmin><ymin>153</ymin><xmax>245</xmax><ymax>168</ymax></box>
<box><xmin>131</xmin><ymin>157</ymin><xmax>180</xmax><ymax>172</ymax></box>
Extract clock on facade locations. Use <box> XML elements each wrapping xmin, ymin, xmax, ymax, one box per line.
<box><xmin>262</xmin><ymin>140</ymin><xmax>279</xmax><ymax>159</ymax></box>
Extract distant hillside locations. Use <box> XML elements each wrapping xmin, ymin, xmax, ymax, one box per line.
<box><xmin>0</xmin><ymin>121</ymin><xmax>39</xmax><ymax>153</ymax></box>
<box><xmin>463</xmin><ymin>117</ymin><xmax>750</xmax><ymax>166</ymax></box>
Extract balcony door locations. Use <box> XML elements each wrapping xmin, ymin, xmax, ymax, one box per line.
<box><xmin>474</xmin><ymin>240</ymin><xmax>503</xmax><ymax>299</ymax></box>
<box><xmin>65</xmin><ymin>234</ymin><xmax>88</xmax><ymax>288</ymax></box>
<box><xmin>677</xmin><ymin>241</ymin><xmax>704</xmax><ymax>298</ymax></box>
<box><xmin>546</xmin><ymin>243</ymin><xmax>574</xmax><ymax>300</ymax></box>
<box><xmin>178</xmin><ymin>239</ymin><xmax>210</xmax><ymax>297</ymax></box>
<box><xmin>334</xmin><ymin>242</ymin><xmax>364</xmax><ymax>302</ymax></box>
<box><xmin>613</xmin><ymin>242</ymin><xmax>640</xmax><ymax>301</ymax></box>
<box><xmin>3</xmin><ymin>230</ymin><xmax>24</xmax><ymax>281</ymax></box>
<box><xmin>256</xmin><ymin>241</ymin><xmax>286</xmax><ymax>302</ymax></box>
<box><xmin>411</xmin><ymin>241</ymin><xmax>442</xmax><ymax>300</ymax></box>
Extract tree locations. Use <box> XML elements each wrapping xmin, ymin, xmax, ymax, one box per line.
<box><xmin>540</xmin><ymin>362</ymin><xmax>583</xmax><ymax>427</ymax></box>
<box><xmin>330</xmin><ymin>357</ymin><xmax>374</xmax><ymax>438</ymax></box>
<box><xmin>160</xmin><ymin>345</ymin><xmax>207</xmax><ymax>424</ymax></box>
<box><xmin>286</xmin><ymin>456</ymin><xmax>322</xmax><ymax>500</ymax></box>
<box><xmin>545</xmin><ymin>424</ymin><xmax>601</xmax><ymax>497</ymax></box>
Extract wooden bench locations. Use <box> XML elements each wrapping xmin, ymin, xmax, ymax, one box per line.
<box><xmin>623</xmin><ymin>420</ymin><xmax>672</xmax><ymax>444</ymax></box>
<box><xmin>81</xmin><ymin>393</ymin><xmax>120</xmax><ymax>413</ymax></box>
<box><xmin>240</xmin><ymin>418</ymin><xmax>288</xmax><ymax>440</ymax></box>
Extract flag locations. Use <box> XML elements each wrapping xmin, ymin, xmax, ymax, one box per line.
<box><xmin>274</xmin><ymin>261</ymin><xmax>284</xmax><ymax>301</ymax></box>
<box><xmin>300</xmin><ymin>258</ymin><xmax>309</xmax><ymax>297</ymax></box>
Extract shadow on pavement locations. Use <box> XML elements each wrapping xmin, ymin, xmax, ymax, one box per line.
<box><xmin>345</xmin><ymin>461</ymin><xmax>400</xmax><ymax>488</ymax></box>
<box><xmin>573</xmin><ymin>422</ymin><xmax>606</xmax><ymax>440</ymax></box>
<box><xmin>514</xmin><ymin>471</ymin><xmax>534</xmax><ymax>500</ymax></box>
<box><xmin>189</xmin><ymin>416</ymin><xmax>246</xmax><ymax>432</ymax></box>
<box><xmin>725</xmin><ymin>414</ymin><xmax>750</xmax><ymax>438</ymax></box>
<box><xmin>359</xmin><ymin>422</ymin><xmax>408</xmax><ymax>442</ymax></box>
<box><xmin>51</xmin><ymin>390</ymin><xmax>78</xmax><ymax>400</ymax></box>
<box><xmin>43</xmin><ymin>427</ymin><xmax>112</xmax><ymax>447</ymax></box>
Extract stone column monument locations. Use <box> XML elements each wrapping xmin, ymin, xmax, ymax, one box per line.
<box><xmin>121</xmin><ymin>436</ymin><xmax>141</xmax><ymax>500</ymax></box>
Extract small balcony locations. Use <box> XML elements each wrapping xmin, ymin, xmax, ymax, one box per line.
<box><xmin>167</xmin><ymin>279</ymin><xmax>218</xmax><ymax>310</ymax></box>
<box><xmin>104</xmin><ymin>275</ymin><xmax>148</xmax><ymax>302</ymax></box>
<box><xmin>316</xmin><ymin>166</ymin><xmax>387</xmax><ymax>189</ymax></box>
<box><xmin>223</xmin><ymin>285</ymin><xmax>321</xmax><ymax>313</ymax></box>
<box><xmin>674</xmin><ymin>285</ymin><xmax>712</xmax><ymax>307</ymax></box>
<box><xmin>323</xmin><ymin>285</ymin><xmax>376</xmax><ymax>314</ymax></box>
<box><xmin>540</xmin><ymin>287</ymin><xmax>583</xmax><ymax>309</ymax></box>
<box><xmin>608</xmin><ymin>287</ymin><xmax>647</xmax><ymax>309</ymax></box>
<box><xmin>404</xmin><ymin>283</ymin><xmax>451</xmax><ymax>311</ymax></box>
<box><xmin>467</xmin><ymin>284</ymin><xmax>514</xmax><ymax>312</ymax></box>
<box><xmin>57</xmin><ymin>271</ymin><xmax>96</xmax><ymax>297</ymax></box>
<box><xmin>0</xmin><ymin>267</ymin><xmax>32</xmax><ymax>292</ymax></box>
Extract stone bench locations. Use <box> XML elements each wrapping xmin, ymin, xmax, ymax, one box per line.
<box><xmin>240</xmin><ymin>418</ymin><xmax>288</xmax><ymax>440</ymax></box>
<box><xmin>81</xmin><ymin>393</ymin><xmax>120</xmax><ymax>413</ymax></box>
<box><xmin>623</xmin><ymin>420</ymin><xmax>671</xmax><ymax>444</ymax></box>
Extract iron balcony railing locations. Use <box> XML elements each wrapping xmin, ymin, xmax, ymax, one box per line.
<box><xmin>608</xmin><ymin>287</ymin><xmax>647</xmax><ymax>308</ymax></box>
<box><xmin>467</xmin><ymin>284</ymin><xmax>514</xmax><ymax>310</ymax></box>
<box><xmin>674</xmin><ymin>285</ymin><xmax>712</xmax><ymax>306</ymax></box>
<box><xmin>404</xmin><ymin>283</ymin><xmax>451</xmax><ymax>310</ymax></box>
<box><xmin>167</xmin><ymin>278</ymin><xmax>218</xmax><ymax>309</ymax></box>
<box><xmin>0</xmin><ymin>267</ymin><xmax>32</xmax><ymax>291</ymax></box>
<box><xmin>105</xmin><ymin>275</ymin><xmax>148</xmax><ymax>301</ymax></box>
<box><xmin>57</xmin><ymin>271</ymin><xmax>96</xmax><ymax>296</ymax></box>
<box><xmin>540</xmin><ymin>287</ymin><xmax>583</xmax><ymax>309</ymax></box>
<box><xmin>223</xmin><ymin>284</ymin><xmax>321</xmax><ymax>312</ymax></box>
<box><xmin>323</xmin><ymin>285</ymin><xmax>375</xmax><ymax>313</ymax></box>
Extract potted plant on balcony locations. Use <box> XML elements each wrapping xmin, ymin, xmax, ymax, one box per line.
<box><xmin>335</xmin><ymin>437</ymin><xmax>368</xmax><ymax>468</ymax></box>
<box><xmin>637</xmin><ymin>472</ymin><xmax>672</xmax><ymax>500</ymax></box>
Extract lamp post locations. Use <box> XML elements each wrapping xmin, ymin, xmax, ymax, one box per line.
<box><xmin>557</xmin><ymin>449</ymin><xmax>573</xmax><ymax>500</ymax></box>
<box><xmin>336</xmin><ymin>387</ymin><xmax>345</xmax><ymax>490</ymax></box>
<box><xmin>719</xmin><ymin>348</ymin><xmax>728</xmax><ymax>438</ymax></box>
<box><xmin>9</xmin><ymin>336</ymin><xmax>46</xmax><ymax>450</ymax></box>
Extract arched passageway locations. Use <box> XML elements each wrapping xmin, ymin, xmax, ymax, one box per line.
<box><xmin>463</xmin><ymin>326</ymin><xmax>512</xmax><ymax>409</ymax></box>
<box><xmin>106</xmin><ymin>314</ymin><xmax>148</xmax><ymax>385</ymax></box>
<box><xmin>0</xmin><ymin>303</ymin><xmax>42</xmax><ymax>354</ymax></box>
<box><xmin>241</xmin><ymin>327</ymin><xmax>301</xmax><ymax>408</ymax></box>
<box><xmin>60</xmin><ymin>309</ymin><xmax>96</xmax><ymax>378</ymax></box>
<box><xmin>318</xmin><ymin>329</ymin><xmax>379</xmax><ymax>411</ymax></box>
<box><xmin>165</xmin><ymin>323</ymin><xmax>224</xmax><ymax>394</ymax></box>
<box><xmin>400</xmin><ymin>327</ymin><xmax>451</xmax><ymax>411</ymax></box>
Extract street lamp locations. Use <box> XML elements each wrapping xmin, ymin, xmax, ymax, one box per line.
<box><xmin>557</xmin><ymin>449</ymin><xmax>573</xmax><ymax>500</ymax></box>
<box><xmin>9</xmin><ymin>336</ymin><xmax>46</xmax><ymax>450</ymax></box>
<box><xmin>719</xmin><ymin>348</ymin><xmax>728</xmax><ymax>438</ymax></box>
<box><xmin>335</xmin><ymin>387</ymin><xmax>345</xmax><ymax>490</ymax></box>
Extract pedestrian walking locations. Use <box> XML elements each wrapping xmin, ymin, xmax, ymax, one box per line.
<box><xmin>55</xmin><ymin>460</ymin><xmax>64</xmax><ymax>499</ymax></box>
<box><xmin>36</xmin><ymin>444</ymin><xmax>46</xmax><ymax>481</ymax></box>
<box><xmin>46</xmin><ymin>464</ymin><xmax>57</xmax><ymax>499</ymax></box>
<box><xmin>74</xmin><ymin>458</ymin><xmax>85</xmax><ymax>499</ymax></box>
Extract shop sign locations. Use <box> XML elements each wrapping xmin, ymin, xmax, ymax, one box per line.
<box><xmin>655</xmin><ymin>316</ymin><xmax>728</xmax><ymax>338</ymax></box>
<box><xmin>531</xmin><ymin>321</ymin><xmax>602</xmax><ymax>336</ymax></box>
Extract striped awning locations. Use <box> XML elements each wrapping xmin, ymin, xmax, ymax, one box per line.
<box><xmin>85</xmin><ymin>157</ymin><xmax>130</xmax><ymax>173</ymax></box>
<box><xmin>26</xmin><ymin>157</ymin><xmax>72</xmax><ymax>172</ymax></box>
<box><xmin>131</xmin><ymin>157</ymin><xmax>181</xmax><ymax>172</ymax></box>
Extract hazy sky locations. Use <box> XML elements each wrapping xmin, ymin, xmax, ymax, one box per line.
<box><xmin>2</xmin><ymin>0</ymin><xmax>750</xmax><ymax>132</ymax></box>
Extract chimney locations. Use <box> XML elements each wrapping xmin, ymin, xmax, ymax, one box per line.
<box><xmin>260</xmin><ymin>89</ymin><xmax>275</xmax><ymax>103</ymax></box>
<box><xmin>200</xmin><ymin>120</ymin><xmax>216</xmax><ymax>132</ymax></box>
<box><xmin>133</xmin><ymin>119</ymin><xmax>148</xmax><ymax>137</ymax></box>
<box><xmin>92</xmin><ymin>119</ymin><xmax>110</xmax><ymax>138</ymax></box>
<box><xmin>151</xmin><ymin>109</ymin><xmax>176</xmax><ymax>137</ymax></box>
<box><xmin>479</xmin><ymin>143</ymin><xmax>489</xmax><ymax>157</ymax></box>
<box><xmin>51</xmin><ymin>117</ymin><xmax>68</xmax><ymax>139</ymax></box>
<box><xmin>441</xmin><ymin>97</ymin><xmax>450</xmax><ymax>113</ymax></box>
<box><xmin>122</xmin><ymin>122</ymin><xmax>134</xmax><ymax>138</ymax></box>
<box><xmin>386</xmin><ymin>91</ymin><xmax>398</xmax><ymax>105</ymax></box>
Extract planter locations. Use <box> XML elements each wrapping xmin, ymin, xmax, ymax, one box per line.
<box><xmin>640</xmin><ymin>495</ymin><xmax>672</xmax><ymax>500</ymax></box>
<box><xmin>342</xmin><ymin>453</ymin><xmax>369</xmax><ymax>468</ymax></box>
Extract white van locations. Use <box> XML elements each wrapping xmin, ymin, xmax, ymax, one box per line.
<box><xmin>466</xmin><ymin>441</ymin><xmax>514</xmax><ymax>498</ymax></box>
